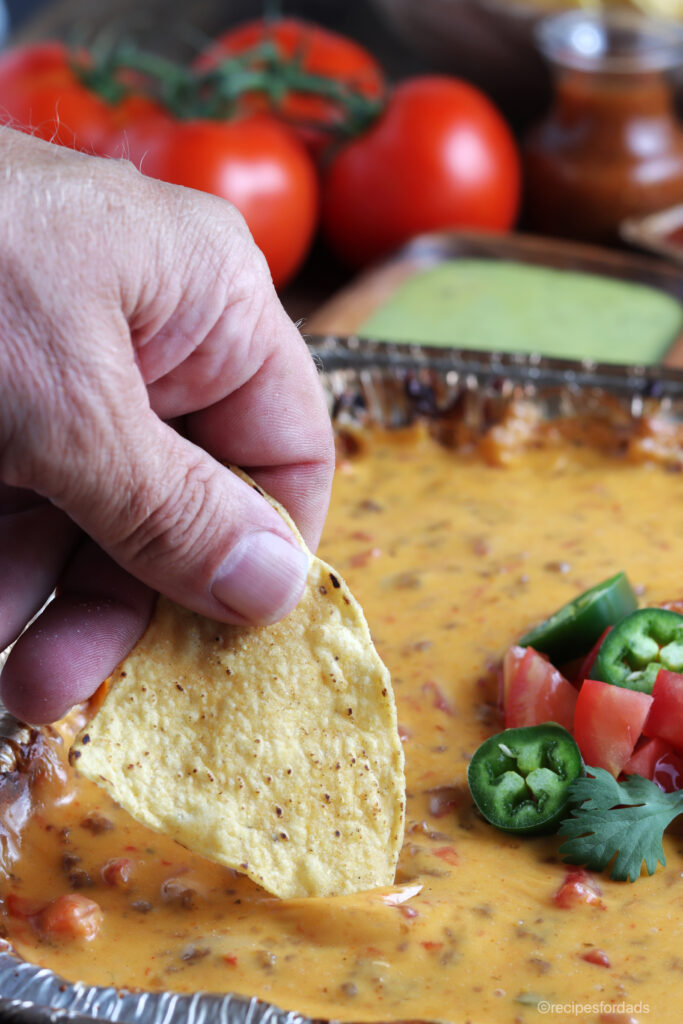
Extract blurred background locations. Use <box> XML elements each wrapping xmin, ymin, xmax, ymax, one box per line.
<box><xmin>4</xmin><ymin>0</ymin><xmax>683</xmax><ymax>363</ymax></box>
<box><xmin>5</xmin><ymin>0</ymin><xmax>552</xmax><ymax>128</ymax></box>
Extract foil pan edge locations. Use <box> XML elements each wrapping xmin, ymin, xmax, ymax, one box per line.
<box><xmin>0</xmin><ymin>956</ymin><xmax>309</xmax><ymax>1024</ymax></box>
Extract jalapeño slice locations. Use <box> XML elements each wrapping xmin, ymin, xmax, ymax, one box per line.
<box><xmin>467</xmin><ymin>724</ymin><xmax>584</xmax><ymax>836</ymax></box>
<box><xmin>519</xmin><ymin>571</ymin><xmax>638</xmax><ymax>664</ymax></box>
<box><xmin>595</xmin><ymin>607</ymin><xmax>683</xmax><ymax>694</ymax></box>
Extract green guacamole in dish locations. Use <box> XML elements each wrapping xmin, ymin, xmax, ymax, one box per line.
<box><xmin>359</xmin><ymin>260</ymin><xmax>683</xmax><ymax>363</ymax></box>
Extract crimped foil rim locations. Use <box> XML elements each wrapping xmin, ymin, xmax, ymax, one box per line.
<box><xmin>0</xmin><ymin>961</ymin><xmax>307</xmax><ymax>1024</ymax></box>
<box><xmin>307</xmin><ymin>333</ymin><xmax>683</xmax><ymax>395</ymax></box>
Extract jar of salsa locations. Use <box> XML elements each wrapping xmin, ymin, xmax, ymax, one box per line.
<box><xmin>524</xmin><ymin>11</ymin><xmax>683</xmax><ymax>245</ymax></box>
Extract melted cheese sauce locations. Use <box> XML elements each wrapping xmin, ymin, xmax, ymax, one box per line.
<box><xmin>3</xmin><ymin>424</ymin><xmax>683</xmax><ymax>1023</ymax></box>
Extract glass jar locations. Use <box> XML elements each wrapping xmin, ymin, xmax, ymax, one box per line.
<box><xmin>524</xmin><ymin>11</ymin><xmax>683</xmax><ymax>245</ymax></box>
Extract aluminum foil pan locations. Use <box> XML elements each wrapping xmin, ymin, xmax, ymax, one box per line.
<box><xmin>1</xmin><ymin>338</ymin><xmax>683</xmax><ymax>1024</ymax></box>
<box><xmin>308</xmin><ymin>333</ymin><xmax>683</xmax><ymax>417</ymax></box>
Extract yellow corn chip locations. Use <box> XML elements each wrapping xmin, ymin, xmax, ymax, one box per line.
<box><xmin>69</xmin><ymin>473</ymin><xmax>405</xmax><ymax>899</ymax></box>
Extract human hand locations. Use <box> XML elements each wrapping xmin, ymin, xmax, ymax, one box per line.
<box><xmin>0</xmin><ymin>129</ymin><xmax>334</xmax><ymax>725</ymax></box>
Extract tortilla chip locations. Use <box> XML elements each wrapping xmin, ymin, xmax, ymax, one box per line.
<box><xmin>69</xmin><ymin>473</ymin><xmax>405</xmax><ymax>899</ymax></box>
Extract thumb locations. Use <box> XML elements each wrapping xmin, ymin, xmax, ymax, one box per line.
<box><xmin>42</xmin><ymin>409</ymin><xmax>311</xmax><ymax>626</ymax></box>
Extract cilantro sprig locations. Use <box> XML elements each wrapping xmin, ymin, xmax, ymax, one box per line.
<box><xmin>558</xmin><ymin>768</ymin><xmax>683</xmax><ymax>882</ymax></box>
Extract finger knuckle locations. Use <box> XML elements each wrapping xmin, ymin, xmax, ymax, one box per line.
<box><xmin>195</xmin><ymin>197</ymin><xmax>272</xmax><ymax>292</ymax></box>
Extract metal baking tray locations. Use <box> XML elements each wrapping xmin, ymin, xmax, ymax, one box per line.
<box><xmin>1</xmin><ymin>338</ymin><xmax>683</xmax><ymax>1023</ymax></box>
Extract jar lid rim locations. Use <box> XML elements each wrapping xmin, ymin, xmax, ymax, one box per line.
<box><xmin>536</xmin><ymin>10</ymin><xmax>683</xmax><ymax>73</ymax></box>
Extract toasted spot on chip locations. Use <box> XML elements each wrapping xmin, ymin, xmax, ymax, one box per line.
<box><xmin>70</xmin><ymin>472</ymin><xmax>405</xmax><ymax>899</ymax></box>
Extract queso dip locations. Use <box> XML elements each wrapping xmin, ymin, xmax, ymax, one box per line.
<box><xmin>2</xmin><ymin>419</ymin><xmax>683</xmax><ymax>1023</ymax></box>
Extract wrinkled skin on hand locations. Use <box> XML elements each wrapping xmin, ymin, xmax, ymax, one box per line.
<box><xmin>0</xmin><ymin>129</ymin><xmax>334</xmax><ymax>724</ymax></box>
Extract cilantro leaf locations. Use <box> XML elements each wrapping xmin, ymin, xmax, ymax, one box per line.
<box><xmin>558</xmin><ymin>767</ymin><xmax>683</xmax><ymax>882</ymax></box>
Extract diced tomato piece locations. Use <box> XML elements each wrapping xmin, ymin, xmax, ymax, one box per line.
<box><xmin>501</xmin><ymin>644</ymin><xmax>526</xmax><ymax>708</ymax></box>
<box><xmin>101</xmin><ymin>857</ymin><xmax>134</xmax><ymax>889</ymax></box>
<box><xmin>653</xmin><ymin>750</ymin><xmax>683</xmax><ymax>793</ymax></box>
<box><xmin>575</xmin><ymin>627</ymin><xmax>612</xmax><ymax>688</ymax></box>
<box><xmin>36</xmin><ymin>894</ymin><xmax>102</xmax><ymax>941</ymax></box>
<box><xmin>581</xmin><ymin>948</ymin><xmax>611</xmax><ymax>967</ymax></box>
<box><xmin>643</xmin><ymin>670</ymin><xmax>683</xmax><ymax>753</ymax></box>
<box><xmin>623</xmin><ymin>736</ymin><xmax>674</xmax><ymax>780</ymax></box>
<box><xmin>660</xmin><ymin>599</ymin><xmax>683</xmax><ymax>615</ymax></box>
<box><xmin>573</xmin><ymin>679</ymin><xmax>653</xmax><ymax>776</ymax></box>
<box><xmin>5</xmin><ymin>893</ymin><xmax>37</xmax><ymax>919</ymax></box>
<box><xmin>432</xmin><ymin>846</ymin><xmax>459</xmax><ymax>865</ymax></box>
<box><xmin>505</xmin><ymin>647</ymin><xmax>577</xmax><ymax>731</ymax></box>
<box><xmin>553</xmin><ymin>868</ymin><xmax>604</xmax><ymax>909</ymax></box>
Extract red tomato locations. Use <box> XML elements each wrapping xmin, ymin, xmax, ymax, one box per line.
<box><xmin>0</xmin><ymin>41</ymin><xmax>68</xmax><ymax>94</ymax></box>
<box><xmin>114</xmin><ymin>113</ymin><xmax>319</xmax><ymax>289</ymax></box>
<box><xmin>0</xmin><ymin>42</ymin><xmax>114</xmax><ymax>152</ymax></box>
<box><xmin>575</xmin><ymin>626</ymin><xmax>612</xmax><ymax>688</ymax></box>
<box><xmin>103</xmin><ymin>95</ymin><xmax>167</xmax><ymax>152</ymax></box>
<box><xmin>36</xmin><ymin>894</ymin><xmax>102</xmax><ymax>941</ymax></box>
<box><xmin>322</xmin><ymin>76</ymin><xmax>521</xmax><ymax>268</ymax></box>
<box><xmin>573</xmin><ymin>679</ymin><xmax>653</xmax><ymax>776</ymax></box>
<box><xmin>623</xmin><ymin>735</ymin><xmax>674</xmax><ymax>780</ymax></box>
<box><xmin>501</xmin><ymin>643</ymin><xmax>525</xmax><ymax>708</ymax></box>
<box><xmin>553</xmin><ymin>868</ymin><xmax>604</xmax><ymax>909</ymax></box>
<box><xmin>5</xmin><ymin>892</ymin><xmax>37</xmax><ymax>918</ymax></box>
<box><xmin>99</xmin><ymin>104</ymin><xmax>173</xmax><ymax>165</ymax></box>
<box><xmin>195</xmin><ymin>17</ymin><xmax>384</xmax><ymax>157</ymax></box>
<box><xmin>581</xmin><ymin>948</ymin><xmax>611</xmax><ymax>967</ymax></box>
<box><xmin>432</xmin><ymin>846</ymin><xmax>460</xmax><ymax>865</ymax></box>
<box><xmin>101</xmin><ymin>856</ymin><xmax>135</xmax><ymax>889</ymax></box>
<box><xmin>504</xmin><ymin>647</ymin><xmax>578</xmax><ymax>731</ymax></box>
<box><xmin>653</xmin><ymin>750</ymin><xmax>683</xmax><ymax>792</ymax></box>
<box><xmin>643</xmin><ymin>670</ymin><xmax>683</xmax><ymax>753</ymax></box>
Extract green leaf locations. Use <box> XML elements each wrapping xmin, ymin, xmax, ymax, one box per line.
<box><xmin>558</xmin><ymin>767</ymin><xmax>683</xmax><ymax>882</ymax></box>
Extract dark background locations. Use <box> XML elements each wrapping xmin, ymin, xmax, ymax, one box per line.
<box><xmin>7</xmin><ymin>0</ymin><xmax>44</xmax><ymax>26</ymax></box>
<box><xmin>7</xmin><ymin>0</ymin><xmax>431</xmax><ymax>78</ymax></box>
<box><xmin>6</xmin><ymin>0</ymin><xmax>553</xmax><ymax>134</ymax></box>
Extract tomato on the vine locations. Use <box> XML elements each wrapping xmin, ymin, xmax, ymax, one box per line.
<box><xmin>0</xmin><ymin>42</ymin><xmax>114</xmax><ymax>152</ymax></box>
<box><xmin>195</xmin><ymin>17</ymin><xmax>385</xmax><ymax>157</ymax></box>
<box><xmin>322</xmin><ymin>75</ymin><xmax>521</xmax><ymax>268</ymax></box>
<box><xmin>0</xmin><ymin>40</ymin><xmax>68</xmax><ymax>92</ymax></box>
<box><xmin>112</xmin><ymin>112</ymin><xmax>318</xmax><ymax>289</ymax></box>
<box><xmin>99</xmin><ymin>96</ymin><xmax>169</xmax><ymax>160</ymax></box>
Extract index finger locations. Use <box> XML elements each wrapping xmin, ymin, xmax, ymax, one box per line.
<box><xmin>134</xmin><ymin>262</ymin><xmax>333</xmax><ymax>551</ymax></box>
<box><xmin>187</xmin><ymin>333</ymin><xmax>333</xmax><ymax>551</ymax></box>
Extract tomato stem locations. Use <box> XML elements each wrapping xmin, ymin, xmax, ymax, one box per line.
<box><xmin>69</xmin><ymin>35</ymin><xmax>384</xmax><ymax>135</ymax></box>
<box><xmin>69</xmin><ymin>53</ymin><xmax>129</xmax><ymax>106</ymax></box>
